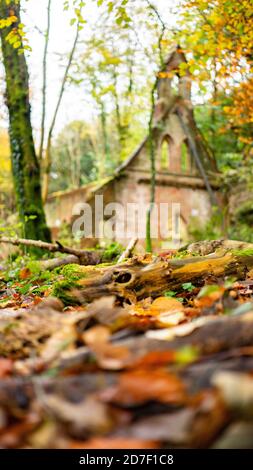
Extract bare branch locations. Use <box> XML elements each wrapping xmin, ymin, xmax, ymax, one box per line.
<box><xmin>0</xmin><ymin>236</ymin><xmax>102</xmax><ymax>265</ymax></box>
<box><xmin>42</xmin><ymin>16</ymin><xmax>81</xmax><ymax>201</ymax></box>
<box><xmin>38</xmin><ymin>0</ymin><xmax>52</xmax><ymax>162</ymax></box>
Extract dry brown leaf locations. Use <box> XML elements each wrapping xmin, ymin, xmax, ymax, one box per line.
<box><xmin>92</xmin><ymin>343</ymin><xmax>132</xmax><ymax>370</ymax></box>
<box><xmin>40</xmin><ymin>323</ymin><xmax>77</xmax><ymax>362</ymax></box>
<box><xmin>0</xmin><ymin>358</ymin><xmax>13</xmax><ymax>378</ymax></box>
<box><xmin>19</xmin><ymin>268</ymin><xmax>31</xmax><ymax>280</ymax></box>
<box><xmin>157</xmin><ymin>311</ymin><xmax>185</xmax><ymax>326</ymax></box>
<box><xmin>194</xmin><ymin>289</ymin><xmax>224</xmax><ymax>308</ymax></box>
<box><xmin>146</xmin><ymin>315</ymin><xmax>216</xmax><ymax>341</ymax></box>
<box><xmin>70</xmin><ymin>437</ymin><xmax>159</xmax><ymax>449</ymax></box>
<box><xmin>132</xmin><ymin>296</ymin><xmax>183</xmax><ymax>317</ymax></box>
<box><xmin>131</xmin><ymin>351</ymin><xmax>176</xmax><ymax>368</ymax></box>
<box><xmin>42</xmin><ymin>395</ymin><xmax>113</xmax><ymax>435</ymax></box>
<box><xmin>0</xmin><ymin>412</ymin><xmax>41</xmax><ymax>448</ymax></box>
<box><xmin>83</xmin><ymin>325</ymin><xmax>111</xmax><ymax>346</ymax></box>
<box><xmin>212</xmin><ymin>371</ymin><xmax>253</xmax><ymax>417</ymax></box>
<box><xmin>151</xmin><ymin>296</ymin><xmax>184</xmax><ymax>314</ymax></box>
<box><xmin>101</xmin><ymin>369</ymin><xmax>187</xmax><ymax>406</ymax></box>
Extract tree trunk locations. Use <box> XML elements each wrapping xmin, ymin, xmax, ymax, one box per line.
<box><xmin>38</xmin><ymin>0</ymin><xmax>52</xmax><ymax>162</ymax></box>
<box><xmin>0</xmin><ymin>1</ymin><xmax>51</xmax><ymax>243</ymax></box>
<box><xmin>100</xmin><ymin>100</ymin><xmax>110</xmax><ymax>177</ymax></box>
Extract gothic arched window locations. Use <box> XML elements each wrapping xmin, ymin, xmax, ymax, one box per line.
<box><xmin>181</xmin><ymin>140</ymin><xmax>190</xmax><ymax>173</ymax></box>
<box><xmin>160</xmin><ymin>137</ymin><xmax>170</xmax><ymax>170</ymax></box>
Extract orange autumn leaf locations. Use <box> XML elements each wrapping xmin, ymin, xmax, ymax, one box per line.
<box><xmin>151</xmin><ymin>296</ymin><xmax>184</xmax><ymax>314</ymax></box>
<box><xmin>131</xmin><ymin>350</ymin><xmax>176</xmax><ymax>368</ymax></box>
<box><xmin>70</xmin><ymin>437</ymin><xmax>159</xmax><ymax>449</ymax></box>
<box><xmin>19</xmin><ymin>268</ymin><xmax>31</xmax><ymax>280</ymax></box>
<box><xmin>0</xmin><ymin>358</ymin><xmax>13</xmax><ymax>378</ymax></box>
<box><xmin>132</xmin><ymin>296</ymin><xmax>183</xmax><ymax>317</ymax></box>
<box><xmin>92</xmin><ymin>342</ymin><xmax>132</xmax><ymax>370</ymax></box>
<box><xmin>101</xmin><ymin>369</ymin><xmax>187</xmax><ymax>406</ymax></box>
<box><xmin>83</xmin><ymin>325</ymin><xmax>111</xmax><ymax>346</ymax></box>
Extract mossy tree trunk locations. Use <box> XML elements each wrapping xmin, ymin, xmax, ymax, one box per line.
<box><xmin>0</xmin><ymin>1</ymin><xmax>51</xmax><ymax>243</ymax></box>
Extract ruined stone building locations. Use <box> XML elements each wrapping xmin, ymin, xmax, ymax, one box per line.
<box><xmin>46</xmin><ymin>46</ymin><xmax>220</xmax><ymax>249</ymax></box>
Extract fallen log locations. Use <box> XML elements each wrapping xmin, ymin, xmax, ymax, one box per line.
<box><xmin>53</xmin><ymin>248</ymin><xmax>253</xmax><ymax>304</ymax></box>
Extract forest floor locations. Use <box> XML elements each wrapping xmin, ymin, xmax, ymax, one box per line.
<box><xmin>1</xmin><ymin>239</ymin><xmax>253</xmax><ymax>448</ymax></box>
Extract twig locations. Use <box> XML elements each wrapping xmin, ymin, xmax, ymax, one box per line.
<box><xmin>38</xmin><ymin>0</ymin><xmax>52</xmax><ymax>162</ymax></box>
<box><xmin>117</xmin><ymin>238</ymin><xmax>138</xmax><ymax>264</ymax></box>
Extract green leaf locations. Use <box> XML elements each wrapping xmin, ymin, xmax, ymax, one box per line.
<box><xmin>182</xmin><ymin>282</ymin><xmax>195</xmax><ymax>292</ymax></box>
<box><xmin>175</xmin><ymin>346</ymin><xmax>199</xmax><ymax>365</ymax></box>
<box><xmin>164</xmin><ymin>290</ymin><xmax>177</xmax><ymax>297</ymax></box>
<box><xmin>198</xmin><ymin>284</ymin><xmax>220</xmax><ymax>298</ymax></box>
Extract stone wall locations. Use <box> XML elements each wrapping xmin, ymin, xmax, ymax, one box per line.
<box><xmin>46</xmin><ymin>147</ymin><xmax>215</xmax><ymax>250</ymax></box>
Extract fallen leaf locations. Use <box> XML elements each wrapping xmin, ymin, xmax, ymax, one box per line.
<box><xmin>19</xmin><ymin>268</ymin><xmax>31</xmax><ymax>280</ymax></box>
<box><xmin>157</xmin><ymin>311</ymin><xmax>185</xmax><ymax>326</ymax></box>
<box><xmin>92</xmin><ymin>343</ymin><xmax>132</xmax><ymax>370</ymax></box>
<box><xmin>146</xmin><ymin>316</ymin><xmax>216</xmax><ymax>340</ymax></box>
<box><xmin>131</xmin><ymin>350</ymin><xmax>176</xmax><ymax>368</ymax></box>
<box><xmin>132</xmin><ymin>296</ymin><xmax>183</xmax><ymax>317</ymax></box>
<box><xmin>151</xmin><ymin>296</ymin><xmax>184</xmax><ymax>314</ymax></box>
<box><xmin>83</xmin><ymin>325</ymin><xmax>111</xmax><ymax>346</ymax></box>
<box><xmin>0</xmin><ymin>358</ymin><xmax>13</xmax><ymax>378</ymax></box>
<box><xmin>42</xmin><ymin>394</ymin><xmax>113</xmax><ymax>435</ymax></box>
<box><xmin>0</xmin><ymin>300</ymin><xmax>16</xmax><ymax>309</ymax></box>
<box><xmin>212</xmin><ymin>371</ymin><xmax>253</xmax><ymax>417</ymax></box>
<box><xmin>0</xmin><ymin>413</ymin><xmax>40</xmax><ymax>448</ymax></box>
<box><xmin>101</xmin><ymin>369</ymin><xmax>187</xmax><ymax>406</ymax></box>
<box><xmin>114</xmin><ymin>390</ymin><xmax>227</xmax><ymax>447</ymax></box>
<box><xmin>70</xmin><ymin>437</ymin><xmax>159</xmax><ymax>449</ymax></box>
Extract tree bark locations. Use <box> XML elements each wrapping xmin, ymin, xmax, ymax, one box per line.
<box><xmin>54</xmin><ymin>248</ymin><xmax>253</xmax><ymax>304</ymax></box>
<box><xmin>0</xmin><ymin>1</ymin><xmax>51</xmax><ymax>244</ymax></box>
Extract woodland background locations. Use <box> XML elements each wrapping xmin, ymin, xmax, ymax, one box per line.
<box><xmin>0</xmin><ymin>0</ymin><xmax>253</xmax><ymax>246</ymax></box>
<box><xmin>1</xmin><ymin>1</ymin><xmax>253</xmax><ymax>451</ymax></box>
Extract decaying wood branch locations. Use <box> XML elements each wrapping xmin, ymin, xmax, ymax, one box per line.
<box><xmin>39</xmin><ymin>254</ymin><xmax>80</xmax><ymax>270</ymax></box>
<box><xmin>58</xmin><ymin>247</ymin><xmax>253</xmax><ymax>303</ymax></box>
<box><xmin>0</xmin><ymin>236</ymin><xmax>102</xmax><ymax>265</ymax></box>
<box><xmin>184</xmin><ymin>239</ymin><xmax>253</xmax><ymax>256</ymax></box>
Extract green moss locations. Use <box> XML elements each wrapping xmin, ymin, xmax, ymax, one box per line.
<box><xmin>53</xmin><ymin>261</ymin><xmax>116</xmax><ymax>305</ymax></box>
<box><xmin>26</xmin><ymin>260</ymin><xmax>42</xmax><ymax>276</ymax></box>
<box><xmin>173</xmin><ymin>250</ymin><xmax>198</xmax><ymax>259</ymax></box>
<box><xmin>52</xmin><ymin>264</ymin><xmax>86</xmax><ymax>304</ymax></box>
<box><xmin>232</xmin><ymin>248</ymin><xmax>253</xmax><ymax>257</ymax></box>
<box><xmin>101</xmin><ymin>242</ymin><xmax>123</xmax><ymax>262</ymax></box>
<box><xmin>52</xmin><ymin>278</ymin><xmax>81</xmax><ymax>305</ymax></box>
<box><xmin>60</xmin><ymin>263</ymin><xmax>85</xmax><ymax>280</ymax></box>
<box><xmin>94</xmin><ymin>262</ymin><xmax>115</xmax><ymax>268</ymax></box>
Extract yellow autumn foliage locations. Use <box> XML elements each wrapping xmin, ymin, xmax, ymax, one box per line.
<box><xmin>0</xmin><ymin>128</ymin><xmax>12</xmax><ymax>201</ymax></box>
<box><xmin>181</xmin><ymin>0</ymin><xmax>253</xmax><ymax>141</ymax></box>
